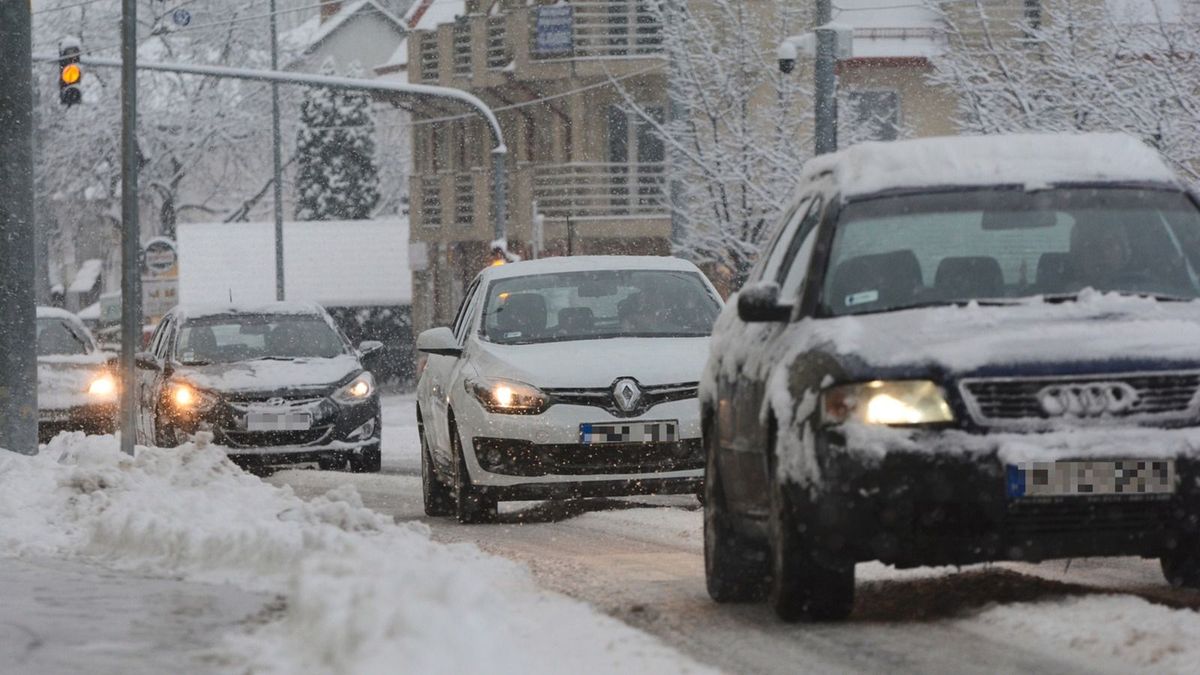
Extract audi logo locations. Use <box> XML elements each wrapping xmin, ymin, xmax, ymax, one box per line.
<box><xmin>1037</xmin><ymin>382</ymin><xmax>1140</xmax><ymax>417</ymax></box>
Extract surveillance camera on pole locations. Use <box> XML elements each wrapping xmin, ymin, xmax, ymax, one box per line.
<box><xmin>58</xmin><ymin>37</ymin><xmax>83</xmax><ymax>107</ymax></box>
<box><xmin>777</xmin><ymin>12</ymin><xmax>853</xmax><ymax>156</ymax></box>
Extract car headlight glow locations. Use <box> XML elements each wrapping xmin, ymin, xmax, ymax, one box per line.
<box><xmin>332</xmin><ymin>372</ymin><xmax>375</xmax><ymax>405</ymax></box>
<box><xmin>821</xmin><ymin>380</ymin><xmax>954</xmax><ymax>426</ymax></box>
<box><xmin>466</xmin><ymin>377</ymin><xmax>549</xmax><ymax>415</ymax></box>
<box><xmin>169</xmin><ymin>382</ymin><xmax>217</xmax><ymax>412</ymax></box>
<box><xmin>87</xmin><ymin>373</ymin><xmax>117</xmax><ymax>398</ymax></box>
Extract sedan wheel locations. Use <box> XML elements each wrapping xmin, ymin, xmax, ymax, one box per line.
<box><xmin>451</xmin><ymin>421</ymin><xmax>497</xmax><ymax>524</ymax></box>
<box><xmin>420</xmin><ymin>418</ymin><xmax>454</xmax><ymax>517</ymax></box>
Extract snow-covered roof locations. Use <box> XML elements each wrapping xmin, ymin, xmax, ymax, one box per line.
<box><xmin>481</xmin><ymin>255</ymin><xmax>703</xmax><ymax>282</ymax></box>
<box><xmin>36</xmin><ymin>306</ymin><xmax>85</xmax><ymax>323</ymax></box>
<box><xmin>67</xmin><ymin>259</ymin><xmax>103</xmax><ymax>294</ymax></box>
<box><xmin>177</xmin><ymin>219</ymin><xmax>412</xmax><ymax>307</ymax></box>
<box><xmin>831</xmin><ymin>0</ymin><xmax>943</xmax><ymax>59</ymax></box>
<box><xmin>404</xmin><ymin>0</ymin><xmax>466</xmax><ymax>31</ymax></box>
<box><xmin>805</xmin><ymin>133</ymin><xmax>1180</xmax><ymax>199</ymax></box>
<box><xmin>283</xmin><ymin>0</ymin><xmax>406</xmax><ymax>58</ymax></box>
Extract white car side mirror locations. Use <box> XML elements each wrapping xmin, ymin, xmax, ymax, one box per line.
<box><xmin>416</xmin><ymin>327</ymin><xmax>463</xmax><ymax>358</ymax></box>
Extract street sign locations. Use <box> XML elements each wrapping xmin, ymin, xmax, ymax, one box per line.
<box><xmin>534</xmin><ymin>5</ymin><xmax>573</xmax><ymax>56</ymax></box>
<box><xmin>172</xmin><ymin>8</ymin><xmax>191</xmax><ymax>27</ymax></box>
<box><xmin>141</xmin><ymin>237</ymin><xmax>178</xmax><ymax>324</ymax></box>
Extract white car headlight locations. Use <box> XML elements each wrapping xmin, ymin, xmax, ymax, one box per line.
<box><xmin>821</xmin><ymin>380</ymin><xmax>954</xmax><ymax>426</ymax></box>
<box><xmin>333</xmin><ymin>372</ymin><xmax>375</xmax><ymax>405</ymax></box>
<box><xmin>87</xmin><ymin>372</ymin><xmax>117</xmax><ymax>399</ymax></box>
<box><xmin>466</xmin><ymin>377</ymin><xmax>549</xmax><ymax>415</ymax></box>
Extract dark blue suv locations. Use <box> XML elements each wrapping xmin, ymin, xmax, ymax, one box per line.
<box><xmin>700</xmin><ymin>133</ymin><xmax>1200</xmax><ymax>621</ymax></box>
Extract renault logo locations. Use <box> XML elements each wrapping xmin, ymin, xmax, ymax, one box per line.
<box><xmin>613</xmin><ymin>378</ymin><xmax>643</xmax><ymax>413</ymax></box>
<box><xmin>265</xmin><ymin>397</ymin><xmax>287</xmax><ymax>407</ymax></box>
<box><xmin>1038</xmin><ymin>382</ymin><xmax>1140</xmax><ymax>417</ymax></box>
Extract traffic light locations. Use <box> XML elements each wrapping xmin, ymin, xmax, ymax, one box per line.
<box><xmin>59</xmin><ymin>40</ymin><xmax>82</xmax><ymax>107</ymax></box>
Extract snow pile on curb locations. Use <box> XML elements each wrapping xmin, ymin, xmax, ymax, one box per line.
<box><xmin>0</xmin><ymin>434</ymin><xmax>710</xmax><ymax>674</ymax></box>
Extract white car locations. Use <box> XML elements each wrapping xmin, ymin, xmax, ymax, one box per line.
<box><xmin>416</xmin><ymin>256</ymin><xmax>723</xmax><ymax>523</ymax></box>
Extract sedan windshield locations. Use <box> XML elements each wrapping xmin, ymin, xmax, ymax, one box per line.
<box><xmin>481</xmin><ymin>270</ymin><xmax>721</xmax><ymax>345</ymax></box>
<box><xmin>36</xmin><ymin>318</ymin><xmax>91</xmax><ymax>356</ymax></box>
<box><xmin>176</xmin><ymin>314</ymin><xmax>347</xmax><ymax>364</ymax></box>
<box><xmin>821</xmin><ymin>188</ymin><xmax>1200</xmax><ymax>316</ymax></box>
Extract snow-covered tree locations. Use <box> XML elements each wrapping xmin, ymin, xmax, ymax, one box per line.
<box><xmin>295</xmin><ymin>62</ymin><xmax>381</xmax><ymax>221</ymax></box>
<box><xmin>615</xmin><ymin>1</ymin><xmax>815</xmax><ymax>287</ymax></box>
<box><xmin>927</xmin><ymin>0</ymin><xmax>1200</xmax><ymax>185</ymax></box>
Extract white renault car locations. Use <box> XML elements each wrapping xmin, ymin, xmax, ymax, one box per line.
<box><xmin>416</xmin><ymin>256</ymin><xmax>723</xmax><ymax>522</ymax></box>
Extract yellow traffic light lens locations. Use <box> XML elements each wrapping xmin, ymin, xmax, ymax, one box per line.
<box><xmin>61</xmin><ymin>63</ymin><xmax>81</xmax><ymax>85</ymax></box>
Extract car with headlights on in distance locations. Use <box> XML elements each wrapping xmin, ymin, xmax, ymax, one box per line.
<box><xmin>701</xmin><ymin>132</ymin><xmax>1200</xmax><ymax>622</ymax></box>
<box><xmin>415</xmin><ymin>256</ymin><xmax>723</xmax><ymax>523</ymax></box>
<box><xmin>37</xmin><ymin>307</ymin><xmax>117</xmax><ymax>443</ymax></box>
<box><xmin>135</xmin><ymin>302</ymin><xmax>383</xmax><ymax>471</ymax></box>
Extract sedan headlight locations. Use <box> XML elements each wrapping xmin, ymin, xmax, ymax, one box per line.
<box><xmin>820</xmin><ymin>380</ymin><xmax>954</xmax><ymax>426</ymax></box>
<box><xmin>87</xmin><ymin>372</ymin><xmax>117</xmax><ymax>399</ymax></box>
<box><xmin>332</xmin><ymin>372</ymin><xmax>375</xmax><ymax>405</ymax></box>
<box><xmin>169</xmin><ymin>381</ymin><xmax>218</xmax><ymax>413</ymax></box>
<box><xmin>466</xmin><ymin>377</ymin><xmax>549</xmax><ymax>415</ymax></box>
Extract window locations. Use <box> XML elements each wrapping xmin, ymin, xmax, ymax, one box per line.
<box><xmin>1024</xmin><ymin>0</ymin><xmax>1042</xmax><ymax>30</ymax></box>
<box><xmin>607</xmin><ymin>105</ymin><xmax>665</xmax><ymax>165</ymax></box>
<box><xmin>776</xmin><ymin>197</ymin><xmax>826</xmax><ymax>301</ymax></box>
<box><xmin>481</xmin><ymin>269</ymin><xmax>721</xmax><ymax>345</ymax></box>
<box><xmin>846</xmin><ymin>90</ymin><xmax>900</xmax><ymax>142</ymax></box>
<box><xmin>177</xmin><ymin>314</ymin><xmax>347</xmax><ymax>364</ymax></box>
<box><xmin>821</xmin><ymin>188</ymin><xmax>1200</xmax><ymax>316</ymax></box>
<box><xmin>451</xmin><ymin>280</ymin><xmax>480</xmax><ymax>343</ymax></box>
<box><xmin>754</xmin><ymin>197</ymin><xmax>812</xmax><ymax>284</ymax></box>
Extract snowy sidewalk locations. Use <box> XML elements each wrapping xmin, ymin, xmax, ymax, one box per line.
<box><xmin>0</xmin><ymin>557</ymin><xmax>268</xmax><ymax>675</ymax></box>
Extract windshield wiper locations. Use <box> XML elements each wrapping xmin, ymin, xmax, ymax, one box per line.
<box><xmin>1039</xmin><ymin>291</ymin><xmax>1194</xmax><ymax>303</ymax></box>
<box><xmin>180</xmin><ymin>359</ymin><xmax>211</xmax><ymax>366</ymax></box>
<box><xmin>254</xmin><ymin>356</ymin><xmax>300</xmax><ymax>362</ymax></box>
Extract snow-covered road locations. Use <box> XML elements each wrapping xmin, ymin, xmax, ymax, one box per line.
<box><xmin>268</xmin><ymin>393</ymin><xmax>1200</xmax><ymax>674</ymax></box>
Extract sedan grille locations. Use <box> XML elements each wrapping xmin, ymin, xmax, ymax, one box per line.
<box><xmin>544</xmin><ymin>381</ymin><xmax>699</xmax><ymax>417</ymax></box>
<box><xmin>959</xmin><ymin>371</ymin><xmax>1200</xmax><ymax>428</ymax></box>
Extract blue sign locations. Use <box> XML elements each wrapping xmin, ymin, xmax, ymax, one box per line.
<box><xmin>534</xmin><ymin>5</ymin><xmax>573</xmax><ymax>56</ymax></box>
<box><xmin>172</xmin><ymin>8</ymin><xmax>192</xmax><ymax>27</ymax></box>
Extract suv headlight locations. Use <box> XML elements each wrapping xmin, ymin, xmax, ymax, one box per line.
<box><xmin>168</xmin><ymin>381</ymin><xmax>219</xmax><ymax>413</ymax></box>
<box><xmin>466</xmin><ymin>377</ymin><xmax>549</xmax><ymax>415</ymax></box>
<box><xmin>332</xmin><ymin>372</ymin><xmax>375</xmax><ymax>405</ymax></box>
<box><xmin>87</xmin><ymin>372</ymin><xmax>118</xmax><ymax>399</ymax></box>
<box><xmin>820</xmin><ymin>380</ymin><xmax>954</xmax><ymax>426</ymax></box>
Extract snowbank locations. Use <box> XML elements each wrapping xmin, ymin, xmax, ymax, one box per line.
<box><xmin>0</xmin><ymin>435</ymin><xmax>709</xmax><ymax>674</ymax></box>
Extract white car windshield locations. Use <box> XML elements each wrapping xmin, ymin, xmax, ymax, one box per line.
<box><xmin>481</xmin><ymin>269</ymin><xmax>721</xmax><ymax>345</ymax></box>
<box><xmin>176</xmin><ymin>314</ymin><xmax>347</xmax><ymax>364</ymax></box>
<box><xmin>821</xmin><ymin>187</ymin><xmax>1200</xmax><ymax>316</ymax></box>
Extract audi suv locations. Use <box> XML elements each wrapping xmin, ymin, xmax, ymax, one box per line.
<box><xmin>700</xmin><ymin>132</ymin><xmax>1200</xmax><ymax>621</ymax></box>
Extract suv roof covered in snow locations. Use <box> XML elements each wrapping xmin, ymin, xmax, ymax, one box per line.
<box><xmin>803</xmin><ymin>132</ymin><xmax>1180</xmax><ymax>200</ymax></box>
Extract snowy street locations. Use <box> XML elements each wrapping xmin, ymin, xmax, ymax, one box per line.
<box><xmin>263</xmin><ymin>394</ymin><xmax>1200</xmax><ymax>674</ymax></box>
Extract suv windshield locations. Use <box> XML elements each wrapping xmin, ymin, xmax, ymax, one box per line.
<box><xmin>176</xmin><ymin>313</ymin><xmax>347</xmax><ymax>364</ymax></box>
<box><xmin>821</xmin><ymin>188</ymin><xmax>1200</xmax><ymax>316</ymax></box>
<box><xmin>481</xmin><ymin>269</ymin><xmax>721</xmax><ymax>345</ymax></box>
<box><xmin>36</xmin><ymin>318</ymin><xmax>91</xmax><ymax>356</ymax></box>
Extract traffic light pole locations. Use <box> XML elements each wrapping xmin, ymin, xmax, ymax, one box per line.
<box><xmin>0</xmin><ymin>1</ymin><xmax>38</xmax><ymax>455</ymax></box>
<box><xmin>269</xmin><ymin>0</ymin><xmax>286</xmax><ymax>301</ymax></box>
<box><xmin>119</xmin><ymin>0</ymin><xmax>140</xmax><ymax>456</ymax></box>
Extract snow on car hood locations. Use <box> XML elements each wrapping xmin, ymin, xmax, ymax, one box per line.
<box><xmin>471</xmin><ymin>337</ymin><xmax>711</xmax><ymax>389</ymax></box>
<box><xmin>38</xmin><ymin>353</ymin><xmax>113</xmax><ymax>411</ymax></box>
<box><xmin>810</xmin><ymin>291</ymin><xmax>1200</xmax><ymax>374</ymax></box>
<box><xmin>181</xmin><ymin>354</ymin><xmax>361</xmax><ymax>394</ymax></box>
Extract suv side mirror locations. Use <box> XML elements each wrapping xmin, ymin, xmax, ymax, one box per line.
<box><xmin>358</xmin><ymin>340</ymin><xmax>384</xmax><ymax>357</ymax></box>
<box><xmin>737</xmin><ymin>282</ymin><xmax>791</xmax><ymax>323</ymax></box>
<box><xmin>416</xmin><ymin>327</ymin><xmax>463</xmax><ymax>357</ymax></box>
<box><xmin>134</xmin><ymin>351</ymin><xmax>161</xmax><ymax>370</ymax></box>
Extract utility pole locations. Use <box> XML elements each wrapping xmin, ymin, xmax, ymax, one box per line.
<box><xmin>814</xmin><ymin>0</ymin><xmax>837</xmax><ymax>155</ymax></box>
<box><xmin>119</xmin><ymin>0</ymin><xmax>140</xmax><ymax>456</ymax></box>
<box><xmin>0</xmin><ymin>1</ymin><xmax>38</xmax><ymax>455</ymax></box>
<box><xmin>270</xmin><ymin>0</ymin><xmax>286</xmax><ymax>301</ymax></box>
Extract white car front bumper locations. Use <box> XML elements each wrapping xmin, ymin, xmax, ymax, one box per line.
<box><xmin>455</xmin><ymin>396</ymin><xmax>704</xmax><ymax>490</ymax></box>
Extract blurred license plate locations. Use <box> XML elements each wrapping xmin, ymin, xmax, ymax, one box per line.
<box><xmin>581</xmin><ymin>421</ymin><xmax>678</xmax><ymax>444</ymax></box>
<box><xmin>247</xmin><ymin>410</ymin><xmax>312</xmax><ymax>432</ymax></box>
<box><xmin>1006</xmin><ymin>460</ymin><xmax>1175</xmax><ymax>498</ymax></box>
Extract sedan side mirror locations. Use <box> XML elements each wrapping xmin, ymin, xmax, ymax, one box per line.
<box><xmin>737</xmin><ymin>282</ymin><xmax>792</xmax><ymax>323</ymax></box>
<box><xmin>134</xmin><ymin>351</ymin><xmax>161</xmax><ymax>370</ymax></box>
<box><xmin>358</xmin><ymin>340</ymin><xmax>384</xmax><ymax>357</ymax></box>
<box><xmin>416</xmin><ymin>327</ymin><xmax>463</xmax><ymax>357</ymax></box>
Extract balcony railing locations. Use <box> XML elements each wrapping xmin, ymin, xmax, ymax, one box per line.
<box><xmin>418</xmin><ymin>32</ymin><xmax>439</xmax><ymax>82</ymax></box>
<box><xmin>420</xmin><ymin>176</ymin><xmax>442</xmax><ymax>228</ymax></box>
<box><xmin>529</xmin><ymin>1</ymin><xmax>663</xmax><ymax>61</ymax></box>
<box><xmin>453</xmin><ymin>22</ymin><xmax>472</xmax><ymax>77</ymax></box>
<box><xmin>487</xmin><ymin>16</ymin><xmax>510</xmax><ymax>70</ymax></box>
<box><xmin>533</xmin><ymin>163</ymin><xmax>667</xmax><ymax>220</ymax></box>
<box><xmin>454</xmin><ymin>173</ymin><xmax>475</xmax><ymax>226</ymax></box>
